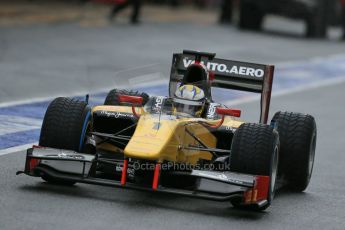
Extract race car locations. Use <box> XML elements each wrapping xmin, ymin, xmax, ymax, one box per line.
<box><xmin>17</xmin><ymin>50</ymin><xmax>317</xmax><ymax>211</ymax></box>
<box><xmin>238</xmin><ymin>0</ymin><xmax>342</xmax><ymax>38</ymax></box>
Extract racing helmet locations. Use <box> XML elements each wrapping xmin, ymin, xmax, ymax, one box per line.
<box><xmin>173</xmin><ymin>84</ymin><xmax>206</xmax><ymax>117</ymax></box>
<box><xmin>182</xmin><ymin>63</ymin><xmax>212</xmax><ymax>100</ymax></box>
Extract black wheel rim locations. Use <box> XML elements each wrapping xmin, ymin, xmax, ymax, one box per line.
<box><xmin>308</xmin><ymin>131</ymin><xmax>317</xmax><ymax>179</ymax></box>
<box><xmin>271</xmin><ymin>145</ymin><xmax>279</xmax><ymax>193</ymax></box>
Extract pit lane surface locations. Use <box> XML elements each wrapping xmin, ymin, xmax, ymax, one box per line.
<box><xmin>1</xmin><ymin>20</ymin><xmax>345</xmax><ymax>103</ymax></box>
<box><xmin>1</xmin><ymin>81</ymin><xmax>345</xmax><ymax>230</ymax></box>
<box><xmin>1</xmin><ymin>20</ymin><xmax>345</xmax><ymax>151</ymax></box>
<box><xmin>1</xmin><ymin>17</ymin><xmax>345</xmax><ymax>229</ymax></box>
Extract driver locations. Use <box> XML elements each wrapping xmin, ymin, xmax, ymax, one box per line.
<box><xmin>173</xmin><ymin>84</ymin><xmax>206</xmax><ymax>117</ymax></box>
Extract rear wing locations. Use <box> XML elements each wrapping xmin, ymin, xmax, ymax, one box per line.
<box><xmin>169</xmin><ymin>53</ymin><xmax>275</xmax><ymax>124</ymax></box>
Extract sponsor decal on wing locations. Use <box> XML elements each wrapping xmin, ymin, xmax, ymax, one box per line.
<box><xmin>97</xmin><ymin>111</ymin><xmax>135</xmax><ymax>119</ymax></box>
<box><xmin>183</xmin><ymin>58</ymin><xmax>264</xmax><ymax>78</ymax></box>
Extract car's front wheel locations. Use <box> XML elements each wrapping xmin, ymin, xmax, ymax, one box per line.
<box><xmin>39</xmin><ymin>97</ymin><xmax>91</xmax><ymax>185</ymax></box>
<box><xmin>229</xmin><ymin>123</ymin><xmax>279</xmax><ymax>211</ymax></box>
<box><xmin>272</xmin><ymin>111</ymin><xmax>317</xmax><ymax>192</ymax></box>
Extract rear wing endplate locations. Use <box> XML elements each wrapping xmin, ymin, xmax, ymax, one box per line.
<box><xmin>169</xmin><ymin>53</ymin><xmax>275</xmax><ymax>124</ymax></box>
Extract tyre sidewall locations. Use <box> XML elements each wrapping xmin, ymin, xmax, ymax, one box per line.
<box><xmin>272</xmin><ymin>111</ymin><xmax>317</xmax><ymax>191</ymax></box>
<box><xmin>39</xmin><ymin>97</ymin><xmax>90</xmax><ymax>152</ymax></box>
<box><xmin>268</xmin><ymin>132</ymin><xmax>280</xmax><ymax>203</ymax></box>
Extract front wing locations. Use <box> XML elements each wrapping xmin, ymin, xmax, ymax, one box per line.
<box><xmin>17</xmin><ymin>147</ymin><xmax>270</xmax><ymax>208</ymax></box>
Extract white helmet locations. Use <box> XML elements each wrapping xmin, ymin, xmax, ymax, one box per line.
<box><xmin>173</xmin><ymin>84</ymin><xmax>206</xmax><ymax>117</ymax></box>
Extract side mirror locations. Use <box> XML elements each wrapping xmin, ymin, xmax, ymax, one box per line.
<box><xmin>118</xmin><ymin>95</ymin><xmax>144</xmax><ymax>118</ymax></box>
<box><xmin>118</xmin><ymin>95</ymin><xmax>143</xmax><ymax>105</ymax></box>
<box><xmin>216</xmin><ymin>107</ymin><xmax>241</xmax><ymax>118</ymax></box>
<box><xmin>208</xmin><ymin>107</ymin><xmax>241</xmax><ymax>129</ymax></box>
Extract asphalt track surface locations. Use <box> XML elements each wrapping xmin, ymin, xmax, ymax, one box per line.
<box><xmin>0</xmin><ymin>81</ymin><xmax>345</xmax><ymax>230</ymax></box>
<box><xmin>1</xmin><ymin>20</ymin><xmax>345</xmax><ymax>103</ymax></box>
<box><xmin>1</xmin><ymin>19</ymin><xmax>345</xmax><ymax>230</ymax></box>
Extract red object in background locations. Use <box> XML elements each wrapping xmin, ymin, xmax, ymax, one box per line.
<box><xmin>342</xmin><ymin>0</ymin><xmax>345</xmax><ymax>6</ymax></box>
<box><xmin>93</xmin><ymin>0</ymin><xmax>127</xmax><ymax>4</ymax></box>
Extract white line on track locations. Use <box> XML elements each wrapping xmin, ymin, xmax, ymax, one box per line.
<box><xmin>0</xmin><ymin>79</ymin><xmax>169</xmax><ymax>108</ymax></box>
<box><xmin>0</xmin><ymin>63</ymin><xmax>167</xmax><ymax>108</ymax></box>
<box><xmin>0</xmin><ymin>142</ymin><xmax>37</xmax><ymax>157</ymax></box>
<box><xmin>0</xmin><ymin>115</ymin><xmax>42</xmax><ymax>135</ymax></box>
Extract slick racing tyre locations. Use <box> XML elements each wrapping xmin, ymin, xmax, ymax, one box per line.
<box><xmin>104</xmin><ymin>89</ymin><xmax>149</xmax><ymax>106</ymax></box>
<box><xmin>39</xmin><ymin>97</ymin><xmax>91</xmax><ymax>185</ymax></box>
<box><xmin>230</xmin><ymin>123</ymin><xmax>279</xmax><ymax>211</ymax></box>
<box><xmin>272</xmin><ymin>111</ymin><xmax>317</xmax><ymax>192</ymax></box>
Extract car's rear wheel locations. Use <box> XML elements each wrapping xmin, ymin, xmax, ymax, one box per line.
<box><xmin>229</xmin><ymin>123</ymin><xmax>279</xmax><ymax>211</ymax></box>
<box><xmin>272</xmin><ymin>111</ymin><xmax>317</xmax><ymax>192</ymax></box>
<box><xmin>39</xmin><ymin>97</ymin><xmax>91</xmax><ymax>185</ymax></box>
<box><xmin>104</xmin><ymin>89</ymin><xmax>149</xmax><ymax>106</ymax></box>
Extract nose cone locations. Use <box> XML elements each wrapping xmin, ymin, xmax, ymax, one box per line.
<box><xmin>124</xmin><ymin>114</ymin><xmax>180</xmax><ymax>162</ymax></box>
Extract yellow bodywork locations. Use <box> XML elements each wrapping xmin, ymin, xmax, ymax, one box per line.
<box><xmin>92</xmin><ymin>105</ymin><xmax>244</xmax><ymax>165</ymax></box>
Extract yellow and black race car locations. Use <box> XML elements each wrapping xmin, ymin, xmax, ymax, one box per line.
<box><xmin>17</xmin><ymin>50</ymin><xmax>317</xmax><ymax>211</ymax></box>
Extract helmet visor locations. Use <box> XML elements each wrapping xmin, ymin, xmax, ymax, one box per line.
<box><xmin>173</xmin><ymin>98</ymin><xmax>204</xmax><ymax>117</ymax></box>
